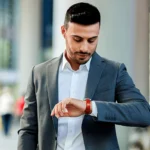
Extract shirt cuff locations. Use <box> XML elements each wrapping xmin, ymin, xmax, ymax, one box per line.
<box><xmin>90</xmin><ymin>101</ymin><xmax>98</xmax><ymax>117</ymax></box>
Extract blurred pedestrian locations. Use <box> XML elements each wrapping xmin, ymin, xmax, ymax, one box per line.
<box><xmin>0</xmin><ymin>87</ymin><xmax>14</xmax><ymax>136</ymax></box>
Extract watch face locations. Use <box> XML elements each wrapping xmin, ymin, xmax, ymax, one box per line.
<box><xmin>84</xmin><ymin>98</ymin><xmax>92</xmax><ymax>114</ymax></box>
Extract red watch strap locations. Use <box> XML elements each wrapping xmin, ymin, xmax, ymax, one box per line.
<box><xmin>84</xmin><ymin>98</ymin><xmax>92</xmax><ymax>114</ymax></box>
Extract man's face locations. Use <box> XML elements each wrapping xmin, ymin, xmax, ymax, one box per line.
<box><xmin>61</xmin><ymin>22</ymin><xmax>100</xmax><ymax>65</ymax></box>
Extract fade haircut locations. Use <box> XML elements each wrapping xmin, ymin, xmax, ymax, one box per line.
<box><xmin>64</xmin><ymin>2</ymin><xmax>101</xmax><ymax>28</ymax></box>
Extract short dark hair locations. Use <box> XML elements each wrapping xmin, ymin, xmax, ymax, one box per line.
<box><xmin>64</xmin><ymin>2</ymin><xmax>101</xmax><ymax>28</ymax></box>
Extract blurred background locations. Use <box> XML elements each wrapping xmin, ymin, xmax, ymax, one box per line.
<box><xmin>0</xmin><ymin>0</ymin><xmax>149</xmax><ymax>150</ymax></box>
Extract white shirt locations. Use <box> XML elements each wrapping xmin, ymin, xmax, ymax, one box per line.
<box><xmin>57</xmin><ymin>54</ymin><xmax>97</xmax><ymax>150</ymax></box>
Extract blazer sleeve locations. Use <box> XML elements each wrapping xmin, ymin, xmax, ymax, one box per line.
<box><xmin>94</xmin><ymin>63</ymin><xmax>150</xmax><ymax>127</ymax></box>
<box><xmin>17</xmin><ymin>67</ymin><xmax>38</xmax><ymax>150</ymax></box>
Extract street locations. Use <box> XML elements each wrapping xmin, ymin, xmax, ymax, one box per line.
<box><xmin>0</xmin><ymin>120</ymin><xmax>19</xmax><ymax>150</ymax></box>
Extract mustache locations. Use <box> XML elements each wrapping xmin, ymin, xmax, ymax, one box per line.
<box><xmin>75</xmin><ymin>51</ymin><xmax>91</xmax><ymax>55</ymax></box>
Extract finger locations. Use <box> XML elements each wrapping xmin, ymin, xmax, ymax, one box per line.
<box><xmin>63</xmin><ymin>112</ymin><xmax>69</xmax><ymax>117</ymax></box>
<box><xmin>55</xmin><ymin>104</ymin><xmax>60</xmax><ymax>118</ymax></box>
<box><xmin>58</xmin><ymin>103</ymin><xmax>64</xmax><ymax>117</ymax></box>
<box><xmin>62</xmin><ymin>102</ymin><xmax>68</xmax><ymax>113</ymax></box>
<box><xmin>61</xmin><ymin>102</ymin><xmax>69</xmax><ymax>117</ymax></box>
<box><xmin>65</xmin><ymin>98</ymin><xmax>71</xmax><ymax>105</ymax></box>
<box><xmin>51</xmin><ymin>108</ymin><xmax>55</xmax><ymax>116</ymax></box>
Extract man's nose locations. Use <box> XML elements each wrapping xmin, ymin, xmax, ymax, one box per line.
<box><xmin>80</xmin><ymin>41</ymin><xmax>89</xmax><ymax>51</ymax></box>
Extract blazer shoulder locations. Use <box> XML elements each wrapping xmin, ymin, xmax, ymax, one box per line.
<box><xmin>101</xmin><ymin>57</ymin><xmax>122</xmax><ymax>70</ymax></box>
<box><xmin>34</xmin><ymin>57</ymin><xmax>58</xmax><ymax>72</ymax></box>
<box><xmin>31</xmin><ymin>57</ymin><xmax>59</xmax><ymax>79</ymax></box>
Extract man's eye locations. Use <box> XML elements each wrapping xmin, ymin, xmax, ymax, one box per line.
<box><xmin>88</xmin><ymin>40</ymin><xmax>95</xmax><ymax>43</ymax></box>
<box><xmin>74</xmin><ymin>38</ymin><xmax>82</xmax><ymax>42</ymax></box>
<box><xmin>88</xmin><ymin>38</ymin><xmax>96</xmax><ymax>43</ymax></box>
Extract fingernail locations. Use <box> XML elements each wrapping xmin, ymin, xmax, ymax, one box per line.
<box><xmin>64</xmin><ymin>108</ymin><xmax>68</xmax><ymax>112</ymax></box>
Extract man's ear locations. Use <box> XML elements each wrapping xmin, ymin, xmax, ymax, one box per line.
<box><xmin>61</xmin><ymin>25</ymin><xmax>66</xmax><ymax>38</ymax></box>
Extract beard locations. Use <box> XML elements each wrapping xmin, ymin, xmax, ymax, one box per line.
<box><xmin>74</xmin><ymin>55</ymin><xmax>90</xmax><ymax>64</ymax></box>
<box><xmin>68</xmin><ymin>50</ymin><xmax>93</xmax><ymax>65</ymax></box>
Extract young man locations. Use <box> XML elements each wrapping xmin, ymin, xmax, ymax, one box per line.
<box><xmin>17</xmin><ymin>2</ymin><xmax>150</xmax><ymax>150</ymax></box>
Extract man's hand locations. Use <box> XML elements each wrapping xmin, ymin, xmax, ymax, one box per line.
<box><xmin>51</xmin><ymin>98</ymin><xmax>86</xmax><ymax>118</ymax></box>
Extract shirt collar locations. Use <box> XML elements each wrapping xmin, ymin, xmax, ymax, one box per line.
<box><xmin>61</xmin><ymin>52</ymin><xmax>92</xmax><ymax>71</ymax></box>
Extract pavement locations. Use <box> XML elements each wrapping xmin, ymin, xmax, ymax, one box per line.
<box><xmin>0</xmin><ymin>119</ymin><xmax>20</xmax><ymax>150</ymax></box>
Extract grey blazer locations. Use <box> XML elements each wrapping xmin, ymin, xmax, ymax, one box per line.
<box><xmin>17</xmin><ymin>52</ymin><xmax>150</xmax><ymax>150</ymax></box>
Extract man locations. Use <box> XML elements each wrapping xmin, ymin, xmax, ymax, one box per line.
<box><xmin>17</xmin><ymin>2</ymin><xmax>150</xmax><ymax>150</ymax></box>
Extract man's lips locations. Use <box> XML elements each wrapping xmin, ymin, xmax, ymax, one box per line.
<box><xmin>77</xmin><ymin>54</ymin><xmax>89</xmax><ymax>59</ymax></box>
<box><xmin>76</xmin><ymin>52</ymin><xmax>90</xmax><ymax>56</ymax></box>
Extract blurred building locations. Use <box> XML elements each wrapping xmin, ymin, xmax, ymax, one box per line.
<box><xmin>0</xmin><ymin>0</ymin><xmax>17</xmax><ymax>85</ymax></box>
<box><xmin>0</xmin><ymin>0</ymin><xmax>149</xmax><ymax>150</ymax></box>
<box><xmin>0</xmin><ymin>0</ymin><xmax>53</xmax><ymax>92</ymax></box>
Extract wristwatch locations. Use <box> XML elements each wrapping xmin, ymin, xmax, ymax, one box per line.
<box><xmin>84</xmin><ymin>98</ymin><xmax>92</xmax><ymax>114</ymax></box>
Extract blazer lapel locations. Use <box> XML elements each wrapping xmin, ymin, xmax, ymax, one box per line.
<box><xmin>84</xmin><ymin>52</ymin><xmax>106</xmax><ymax>99</ymax></box>
<box><xmin>46</xmin><ymin>54</ymin><xmax>62</xmax><ymax>135</ymax></box>
<box><xmin>83</xmin><ymin>52</ymin><xmax>106</xmax><ymax>143</ymax></box>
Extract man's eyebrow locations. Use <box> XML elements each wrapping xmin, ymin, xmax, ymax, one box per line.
<box><xmin>71</xmin><ymin>35</ymin><xmax>98</xmax><ymax>39</ymax></box>
<box><xmin>71</xmin><ymin>35</ymin><xmax>82</xmax><ymax>38</ymax></box>
<box><xmin>88</xmin><ymin>36</ymin><xmax>98</xmax><ymax>40</ymax></box>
